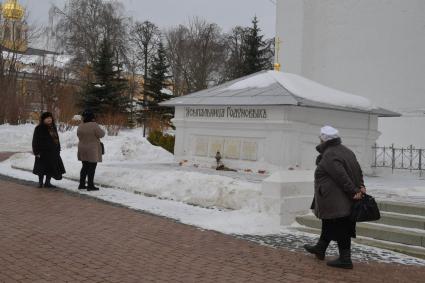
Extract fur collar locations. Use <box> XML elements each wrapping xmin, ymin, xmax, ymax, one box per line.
<box><xmin>316</xmin><ymin>138</ymin><xmax>342</xmax><ymax>154</ymax></box>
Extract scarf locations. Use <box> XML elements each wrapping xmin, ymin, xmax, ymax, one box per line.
<box><xmin>47</xmin><ymin>125</ymin><xmax>60</xmax><ymax>145</ymax></box>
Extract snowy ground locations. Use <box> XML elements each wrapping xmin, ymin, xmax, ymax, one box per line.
<box><xmin>1</xmin><ymin>124</ymin><xmax>425</xmax><ymax>265</ymax></box>
<box><xmin>3</xmin><ymin>124</ymin><xmax>262</xmax><ymax>211</ymax></box>
<box><xmin>366</xmin><ymin>171</ymin><xmax>425</xmax><ymax>204</ymax></box>
<box><xmin>0</xmin><ymin>124</ymin><xmax>36</xmax><ymax>152</ymax></box>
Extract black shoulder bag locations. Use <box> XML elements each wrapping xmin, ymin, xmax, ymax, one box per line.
<box><xmin>350</xmin><ymin>194</ymin><xmax>381</xmax><ymax>222</ymax></box>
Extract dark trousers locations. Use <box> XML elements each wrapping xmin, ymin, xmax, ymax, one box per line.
<box><xmin>38</xmin><ymin>175</ymin><xmax>51</xmax><ymax>185</ymax></box>
<box><xmin>79</xmin><ymin>161</ymin><xmax>97</xmax><ymax>188</ymax></box>
<box><xmin>320</xmin><ymin>217</ymin><xmax>355</xmax><ymax>250</ymax></box>
<box><xmin>320</xmin><ymin>232</ymin><xmax>351</xmax><ymax>250</ymax></box>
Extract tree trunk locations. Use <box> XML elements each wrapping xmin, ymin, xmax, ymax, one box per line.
<box><xmin>143</xmin><ymin>44</ymin><xmax>148</xmax><ymax>137</ymax></box>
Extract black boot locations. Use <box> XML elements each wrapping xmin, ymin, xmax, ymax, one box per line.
<box><xmin>38</xmin><ymin>175</ymin><xmax>44</xmax><ymax>188</ymax></box>
<box><xmin>304</xmin><ymin>240</ymin><xmax>329</xmax><ymax>260</ymax></box>
<box><xmin>44</xmin><ymin>177</ymin><xmax>56</xmax><ymax>188</ymax></box>
<box><xmin>86</xmin><ymin>162</ymin><xmax>98</xmax><ymax>191</ymax></box>
<box><xmin>87</xmin><ymin>186</ymin><xmax>99</xmax><ymax>191</ymax></box>
<box><xmin>44</xmin><ymin>183</ymin><xmax>57</xmax><ymax>188</ymax></box>
<box><xmin>78</xmin><ymin>183</ymin><xmax>87</xmax><ymax>190</ymax></box>
<box><xmin>327</xmin><ymin>249</ymin><xmax>353</xmax><ymax>269</ymax></box>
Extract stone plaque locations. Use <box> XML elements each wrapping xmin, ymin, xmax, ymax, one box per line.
<box><xmin>224</xmin><ymin>138</ymin><xmax>241</xmax><ymax>159</ymax></box>
<box><xmin>209</xmin><ymin>137</ymin><xmax>224</xmax><ymax>157</ymax></box>
<box><xmin>241</xmin><ymin>141</ymin><xmax>258</xmax><ymax>161</ymax></box>
<box><xmin>194</xmin><ymin>136</ymin><xmax>209</xmax><ymax>156</ymax></box>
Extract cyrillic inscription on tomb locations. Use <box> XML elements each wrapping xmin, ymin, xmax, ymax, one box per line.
<box><xmin>185</xmin><ymin>107</ymin><xmax>268</xmax><ymax>120</ymax></box>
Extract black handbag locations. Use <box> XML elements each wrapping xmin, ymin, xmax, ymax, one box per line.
<box><xmin>350</xmin><ymin>194</ymin><xmax>381</xmax><ymax>222</ymax></box>
<box><xmin>100</xmin><ymin>142</ymin><xmax>105</xmax><ymax>155</ymax></box>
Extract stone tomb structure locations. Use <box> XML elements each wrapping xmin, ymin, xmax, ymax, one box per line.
<box><xmin>162</xmin><ymin>71</ymin><xmax>398</xmax><ymax>174</ymax></box>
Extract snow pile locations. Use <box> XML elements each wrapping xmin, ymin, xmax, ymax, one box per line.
<box><xmin>0</xmin><ymin>123</ymin><xmax>35</xmax><ymax>152</ymax></box>
<box><xmin>100</xmin><ymin>129</ymin><xmax>174</xmax><ymax>163</ymax></box>
<box><xmin>13</xmin><ymin>127</ymin><xmax>176</xmax><ymax>165</ymax></box>
<box><xmin>59</xmin><ymin>129</ymin><xmax>80</xmax><ymax>149</ymax></box>
<box><xmin>226</xmin><ymin>71</ymin><xmax>375</xmax><ymax>111</ymax></box>
<box><xmin>0</xmin><ymin>125</ymin><xmax>174</xmax><ymax>163</ymax></box>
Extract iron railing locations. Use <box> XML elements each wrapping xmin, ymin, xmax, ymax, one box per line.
<box><xmin>372</xmin><ymin>144</ymin><xmax>425</xmax><ymax>174</ymax></box>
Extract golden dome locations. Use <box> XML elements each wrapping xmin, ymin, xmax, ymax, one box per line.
<box><xmin>274</xmin><ymin>63</ymin><xmax>281</xmax><ymax>72</ymax></box>
<box><xmin>2</xmin><ymin>0</ymin><xmax>25</xmax><ymax>21</ymax></box>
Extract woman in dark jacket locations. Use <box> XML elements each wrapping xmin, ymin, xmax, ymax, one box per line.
<box><xmin>304</xmin><ymin>126</ymin><xmax>366</xmax><ymax>269</ymax></box>
<box><xmin>32</xmin><ymin>112</ymin><xmax>66</xmax><ymax>188</ymax></box>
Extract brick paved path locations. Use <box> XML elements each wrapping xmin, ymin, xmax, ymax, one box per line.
<box><xmin>1</xmin><ymin>154</ymin><xmax>425</xmax><ymax>282</ymax></box>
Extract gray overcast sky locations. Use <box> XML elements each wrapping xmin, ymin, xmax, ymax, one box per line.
<box><xmin>20</xmin><ymin>0</ymin><xmax>276</xmax><ymax>37</ymax></box>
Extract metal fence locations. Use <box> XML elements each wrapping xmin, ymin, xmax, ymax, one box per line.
<box><xmin>372</xmin><ymin>144</ymin><xmax>425</xmax><ymax>174</ymax></box>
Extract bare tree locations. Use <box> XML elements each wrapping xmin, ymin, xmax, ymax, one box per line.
<box><xmin>222</xmin><ymin>26</ymin><xmax>248</xmax><ymax>82</ymax></box>
<box><xmin>165</xmin><ymin>25</ymin><xmax>189</xmax><ymax>97</ymax></box>
<box><xmin>52</xmin><ymin>0</ymin><xmax>128</xmax><ymax>68</ymax></box>
<box><xmin>32</xmin><ymin>54</ymin><xmax>72</xmax><ymax>114</ymax></box>
<box><xmin>130</xmin><ymin>20</ymin><xmax>160</xmax><ymax>136</ymax></box>
<box><xmin>130</xmin><ymin>21</ymin><xmax>160</xmax><ymax>79</ymax></box>
<box><xmin>166</xmin><ymin>18</ymin><xmax>226</xmax><ymax>96</ymax></box>
<box><xmin>122</xmin><ymin>40</ymin><xmax>141</xmax><ymax>127</ymax></box>
<box><xmin>187</xmin><ymin>18</ymin><xmax>226</xmax><ymax>90</ymax></box>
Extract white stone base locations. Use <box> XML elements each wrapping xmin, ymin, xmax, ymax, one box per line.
<box><xmin>261</xmin><ymin>170</ymin><xmax>314</xmax><ymax>226</ymax></box>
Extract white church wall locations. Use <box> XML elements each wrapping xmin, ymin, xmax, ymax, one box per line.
<box><xmin>378</xmin><ymin>116</ymin><xmax>425</xmax><ymax>147</ymax></box>
<box><xmin>276</xmin><ymin>0</ymin><xmax>425</xmax><ymax>144</ymax></box>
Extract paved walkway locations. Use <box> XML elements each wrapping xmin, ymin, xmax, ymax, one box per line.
<box><xmin>1</xmin><ymin>154</ymin><xmax>425</xmax><ymax>282</ymax></box>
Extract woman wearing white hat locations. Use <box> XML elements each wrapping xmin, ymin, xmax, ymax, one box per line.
<box><xmin>304</xmin><ymin>125</ymin><xmax>366</xmax><ymax>269</ymax></box>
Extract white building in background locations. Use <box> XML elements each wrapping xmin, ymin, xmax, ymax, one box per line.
<box><xmin>276</xmin><ymin>0</ymin><xmax>425</xmax><ymax>147</ymax></box>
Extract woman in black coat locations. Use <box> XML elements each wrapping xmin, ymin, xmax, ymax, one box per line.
<box><xmin>32</xmin><ymin>112</ymin><xmax>66</xmax><ymax>188</ymax></box>
<box><xmin>304</xmin><ymin>126</ymin><xmax>366</xmax><ymax>269</ymax></box>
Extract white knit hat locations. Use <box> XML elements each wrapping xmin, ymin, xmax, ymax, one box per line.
<box><xmin>320</xmin><ymin>125</ymin><xmax>340</xmax><ymax>142</ymax></box>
